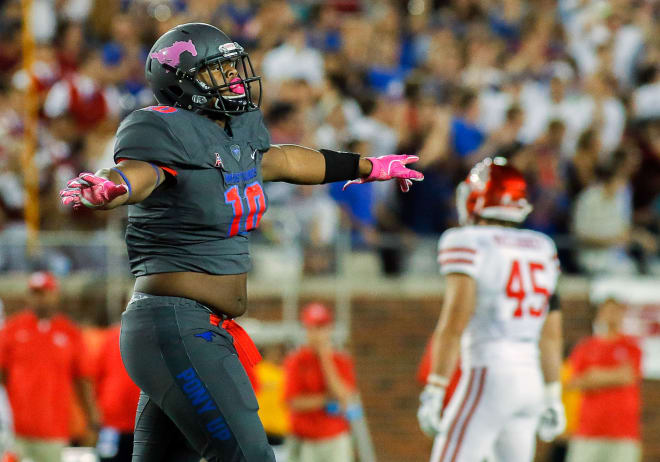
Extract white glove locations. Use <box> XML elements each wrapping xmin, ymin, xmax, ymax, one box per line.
<box><xmin>417</xmin><ymin>384</ymin><xmax>446</xmax><ymax>438</ymax></box>
<box><xmin>537</xmin><ymin>382</ymin><xmax>566</xmax><ymax>442</ymax></box>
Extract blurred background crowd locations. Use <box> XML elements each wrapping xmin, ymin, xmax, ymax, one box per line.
<box><xmin>1</xmin><ymin>0</ymin><xmax>660</xmax><ymax>277</ymax></box>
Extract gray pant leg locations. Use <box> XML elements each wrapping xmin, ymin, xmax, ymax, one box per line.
<box><xmin>121</xmin><ymin>297</ymin><xmax>274</xmax><ymax>462</ymax></box>
<box><xmin>132</xmin><ymin>391</ymin><xmax>200</xmax><ymax>462</ymax></box>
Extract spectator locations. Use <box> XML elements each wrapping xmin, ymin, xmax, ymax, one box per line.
<box><xmin>329</xmin><ymin>139</ymin><xmax>379</xmax><ymax>248</ymax></box>
<box><xmin>284</xmin><ymin>303</ymin><xmax>358</xmax><ymax>462</ymax></box>
<box><xmin>631</xmin><ymin>118</ymin><xmax>660</xmax><ymax>233</ymax></box>
<box><xmin>0</xmin><ymin>272</ymin><xmax>100</xmax><ymax>462</ymax></box>
<box><xmin>350</xmin><ymin>97</ymin><xmax>399</xmax><ymax>156</ymax></box>
<box><xmin>94</xmin><ymin>324</ymin><xmax>141</xmax><ymax>462</ymax></box>
<box><xmin>566</xmin><ymin>129</ymin><xmax>600</xmax><ymax>200</ymax></box>
<box><xmin>566</xmin><ymin>296</ymin><xmax>642</xmax><ymax>462</ymax></box>
<box><xmin>572</xmin><ymin>151</ymin><xmax>636</xmax><ymax>274</ymax></box>
<box><xmin>449</xmin><ymin>88</ymin><xmax>486</xmax><ymax>165</ymax></box>
<box><xmin>477</xmin><ymin>104</ymin><xmax>525</xmax><ymax>159</ymax></box>
<box><xmin>266</xmin><ymin>101</ymin><xmax>308</xmax><ymax>145</ymax></box>
<box><xmin>262</xmin><ymin>26</ymin><xmax>325</xmax><ymax>87</ymax></box>
<box><xmin>585</xmin><ymin>73</ymin><xmax>626</xmax><ymax>161</ymax></box>
<box><xmin>43</xmin><ymin>51</ymin><xmax>118</xmax><ymax>142</ymax></box>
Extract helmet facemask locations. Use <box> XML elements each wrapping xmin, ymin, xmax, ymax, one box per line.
<box><xmin>193</xmin><ymin>44</ymin><xmax>262</xmax><ymax>115</ymax></box>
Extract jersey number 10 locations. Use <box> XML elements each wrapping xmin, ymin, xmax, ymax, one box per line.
<box><xmin>506</xmin><ymin>260</ymin><xmax>549</xmax><ymax>318</ymax></box>
<box><xmin>224</xmin><ymin>182</ymin><xmax>266</xmax><ymax>237</ymax></box>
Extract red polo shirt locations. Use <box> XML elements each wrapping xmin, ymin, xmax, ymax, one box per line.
<box><xmin>0</xmin><ymin>310</ymin><xmax>91</xmax><ymax>439</ymax></box>
<box><xmin>570</xmin><ymin>334</ymin><xmax>642</xmax><ymax>440</ymax></box>
<box><xmin>284</xmin><ymin>347</ymin><xmax>356</xmax><ymax>440</ymax></box>
<box><xmin>95</xmin><ymin>326</ymin><xmax>141</xmax><ymax>432</ymax></box>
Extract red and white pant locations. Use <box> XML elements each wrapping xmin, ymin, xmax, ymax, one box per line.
<box><xmin>430</xmin><ymin>364</ymin><xmax>544</xmax><ymax>462</ymax></box>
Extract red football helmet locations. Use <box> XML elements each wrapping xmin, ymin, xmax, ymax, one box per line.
<box><xmin>456</xmin><ymin>157</ymin><xmax>532</xmax><ymax>225</ymax></box>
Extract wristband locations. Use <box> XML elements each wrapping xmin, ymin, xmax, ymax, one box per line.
<box><xmin>319</xmin><ymin>149</ymin><xmax>361</xmax><ymax>184</ymax></box>
<box><xmin>544</xmin><ymin>381</ymin><xmax>562</xmax><ymax>401</ymax></box>
<box><xmin>110</xmin><ymin>168</ymin><xmax>132</xmax><ymax>197</ymax></box>
<box><xmin>427</xmin><ymin>373</ymin><xmax>449</xmax><ymax>388</ymax></box>
<box><xmin>148</xmin><ymin>163</ymin><xmax>161</xmax><ymax>188</ymax></box>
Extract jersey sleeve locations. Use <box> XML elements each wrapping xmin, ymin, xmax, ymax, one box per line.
<box><xmin>437</xmin><ymin>228</ymin><xmax>482</xmax><ymax>278</ymax></box>
<box><xmin>113</xmin><ymin>109</ymin><xmax>191</xmax><ymax>167</ymax></box>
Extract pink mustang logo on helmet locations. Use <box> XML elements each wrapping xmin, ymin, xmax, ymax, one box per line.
<box><xmin>150</xmin><ymin>40</ymin><xmax>198</xmax><ymax>68</ymax></box>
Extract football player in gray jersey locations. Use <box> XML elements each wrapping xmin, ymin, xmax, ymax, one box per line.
<box><xmin>60</xmin><ymin>23</ymin><xmax>422</xmax><ymax>462</ymax></box>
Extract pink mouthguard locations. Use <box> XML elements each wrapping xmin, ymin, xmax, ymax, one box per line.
<box><xmin>229</xmin><ymin>78</ymin><xmax>245</xmax><ymax>95</ymax></box>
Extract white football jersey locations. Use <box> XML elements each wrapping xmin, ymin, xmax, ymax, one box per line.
<box><xmin>437</xmin><ymin>225</ymin><xmax>560</xmax><ymax>368</ymax></box>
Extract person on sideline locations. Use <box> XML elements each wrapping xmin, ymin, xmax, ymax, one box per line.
<box><xmin>0</xmin><ymin>272</ymin><xmax>100</xmax><ymax>462</ymax></box>
<box><xmin>284</xmin><ymin>303</ymin><xmax>358</xmax><ymax>462</ymax></box>
<box><xmin>566</xmin><ymin>296</ymin><xmax>642</xmax><ymax>462</ymax></box>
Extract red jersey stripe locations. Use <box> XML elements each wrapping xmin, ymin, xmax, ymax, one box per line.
<box><xmin>439</xmin><ymin>368</ymin><xmax>476</xmax><ymax>462</ymax></box>
<box><xmin>439</xmin><ymin>247</ymin><xmax>477</xmax><ymax>254</ymax></box>
<box><xmin>159</xmin><ymin>166</ymin><xmax>178</xmax><ymax>177</ymax></box>
<box><xmin>450</xmin><ymin>368</ymin><xmax>488</xmax><ymax>462</ymax></box>
<box><xmin>440</xmin><ymin>258</ymin><xmax>474</xmax><ymax>265</ymax></box>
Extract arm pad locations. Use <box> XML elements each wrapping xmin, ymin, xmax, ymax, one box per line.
<box><xmin>320</xmin><ymin>149</ymin><xmax>361</xmax><ymax>184</ymax></box>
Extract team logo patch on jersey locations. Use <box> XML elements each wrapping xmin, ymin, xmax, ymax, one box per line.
<box><xmin>230</xmin><ymin>144</ymin><xmax>241</xmax><ymax>162</ymax></box>
<box><xmin>215</xmin><ymin>153</ymin><xmax>223</xmax><ymax>168</ymax></box>
<box><xmin>150</xmin><ymin>40</ymin><xmax>198</xmax><ymax>68</ymax></box>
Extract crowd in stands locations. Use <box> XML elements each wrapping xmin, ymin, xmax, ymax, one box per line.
<box><xmin>1</xmin><ymin>0</ymin><xmax>659</xmax><ymax>276</ymax></box>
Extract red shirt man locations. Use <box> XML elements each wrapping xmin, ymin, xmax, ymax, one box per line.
<box><xmin>566</xmin><ymin>297</ymin><xmax>642</xmax><ymax>462</ymax></box>
<box><xmin>95</xmin><ymin>325</ymin><xmax>141</xmax><ymax>433</ymax></box>
<box><xmin>570</xmin><ymin>335</ymin><xmax>641</xmax><ymax>439</ymax></box>
<box><xmin>0</xmin><ymin>272</ymin><xmax>99</xmax><ymax>462</ymax></box>
<box><xmin>284</xmin><ymin>303</ymin><xmax>357</xmax><ymax>461</ymax></box>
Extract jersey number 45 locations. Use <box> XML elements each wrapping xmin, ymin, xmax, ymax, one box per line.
<box><xmin>506</xmin><ymin>260</ymin><xmax>549</xmax><ymax>318</ymax></box>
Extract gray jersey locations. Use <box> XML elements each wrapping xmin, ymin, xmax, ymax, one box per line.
<box><xmin>113</xmin><ymin>105</ymin><xmax>271</xmax><ymax>276</ymax></box>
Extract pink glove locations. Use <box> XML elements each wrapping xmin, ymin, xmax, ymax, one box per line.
<box><xmin>59</xmin><ymin>172</ymin><xmax>128</xmax><ymax>209</ymax></box>
<box><xmin>343</xmin><ymin>155</ymin><xmax>424</xmax><ymax>192</ymax></box>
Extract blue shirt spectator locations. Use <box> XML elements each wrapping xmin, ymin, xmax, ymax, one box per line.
<box><xmin>451</xmin><ymin>117</ymin><xmax>485</xmax><ymax>158</ymax></box>
<box><xmin>329</xmin><ymin>181</ymin><xmax>375</xmax><ymax>247</ymax></box>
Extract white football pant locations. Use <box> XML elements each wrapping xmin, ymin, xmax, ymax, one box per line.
<box><xmin>430</xmin><ymin>364</ymin><xmax>544</xmax><ymax>462</ymax></box>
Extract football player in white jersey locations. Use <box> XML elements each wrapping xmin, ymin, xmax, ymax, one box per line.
<box><xmin>417</xmin><ymin>158</ymin><xmax>566</xmax><ymax>462</ymax></box>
